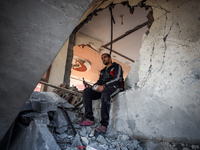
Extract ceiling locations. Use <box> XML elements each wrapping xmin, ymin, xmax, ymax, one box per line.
<box><xmin>78</xmin><ymin>4</ymin><xmax>150</xmax><ymax>66</ymax></box>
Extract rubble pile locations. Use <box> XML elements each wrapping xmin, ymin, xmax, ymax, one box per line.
<box><xmin>8</xmin><ymin>92</ymin><xmax>200</xmax><ymax>150</ymax></box>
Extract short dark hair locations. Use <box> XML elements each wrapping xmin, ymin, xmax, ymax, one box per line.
<box><xmin>101</xmin><ymin>53</ymin><xmax>111</xmax><ymax>58</ymax></box>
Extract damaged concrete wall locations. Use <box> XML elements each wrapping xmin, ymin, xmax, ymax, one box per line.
<box><xmin>110</xmin><ymin>0</ymin><xmax>200</xmax><ymax>143</ymax></box>
<box><xmin>0</xmin><ymin>0</ymin><xmax>92</xmax><ymax>141</ymax></box>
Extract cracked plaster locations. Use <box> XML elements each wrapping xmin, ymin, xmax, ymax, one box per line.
<box><xmin>109</xmin><ymin>0</ymin><xmax>200</xmax><ymax>143</ymax></box>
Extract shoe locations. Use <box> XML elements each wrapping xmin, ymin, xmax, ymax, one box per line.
<box><xmin>95</xmin><ymin>126</ymin><xmax>107</xmax><ymax>134</ymax></box>
<box><xmin>77</xmin><ymin>119</ymin><xmax>94</xmax><ymax>126</ymax></box>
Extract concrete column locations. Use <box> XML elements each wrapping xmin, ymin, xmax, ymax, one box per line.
<box><xmin>0</xmin><ymin>0</ymin><xmax>92</xmax><ymax>141</ymax></box>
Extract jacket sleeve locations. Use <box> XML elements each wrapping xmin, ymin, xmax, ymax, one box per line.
<box><xmin>103</xmin><ymin>64</ymin><xmax>123</xmax><ymax>88</ymax></box>
<box><xmin>94</xmin><ymin>70</ymin><xmax>103</xmax><ymax>85</ymax></box>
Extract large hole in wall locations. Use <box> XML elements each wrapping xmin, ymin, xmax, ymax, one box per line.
<box><xmin>69</xmin><ymin>3</ymin><xmax>153</xmax><ymax>90</ymax></box>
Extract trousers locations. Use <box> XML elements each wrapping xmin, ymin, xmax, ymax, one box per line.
<box><xmin>83</xmin><ymin>86</ymin><xmax>122</xmax><ymax>127</ymax></box>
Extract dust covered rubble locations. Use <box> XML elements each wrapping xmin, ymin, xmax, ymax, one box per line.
<box><xmin>14</xmin><ymin>91</ymin><xmax>200</xmax><ymax>150</ymax></box>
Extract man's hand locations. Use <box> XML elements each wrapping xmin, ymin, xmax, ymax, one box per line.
<box><xmin>83</xmin><ymin>78</ymin><xmax>92</xmax><ymax>88</ymax></box>
<box><xmin>93</xmin><ymin>85</ymin><xmax>104</xmax><ymax>92</ymax></box>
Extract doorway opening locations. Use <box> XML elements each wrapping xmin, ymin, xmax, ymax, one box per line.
<box><xmin>69</xmin><ymin>3</ymin><xmax>153</xmax><ymax>90</ymax></box>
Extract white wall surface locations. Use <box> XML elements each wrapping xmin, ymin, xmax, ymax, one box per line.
<box><xmin>109</xmin><ymin>0</ymin><xmax>200</xmax><ymax>143</ymax></box>
<box><xmin>47</xmin><ymin>40</ymin><xmax>69</xmax><ymax>91</ymax></box>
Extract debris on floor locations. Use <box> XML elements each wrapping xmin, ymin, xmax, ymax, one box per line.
<box><xmin>7</xmin><ymin>91</ymin><xmax>200</xmax><ymax>150</ymax></box>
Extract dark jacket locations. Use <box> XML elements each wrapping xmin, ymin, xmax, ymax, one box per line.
<box><xmin>95</xmin><ymin>62</ymin><xmax>124</xmax><ymax>89</ymax></box>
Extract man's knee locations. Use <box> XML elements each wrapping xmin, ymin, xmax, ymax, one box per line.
<box><xmin>101</xmin><ymin>90</ymin><xmax>111</xmax><ymax>100</ymax></box>
<box><xmin>83</xmin><ymin>88</ymin><xmax>93</xmax><ymax>96</ymax></box>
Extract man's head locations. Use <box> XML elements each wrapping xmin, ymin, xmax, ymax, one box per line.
<box><xmin>101</xmin><ymin>53</ymin><xmax>112</xmax><ymax>66</ymax></box>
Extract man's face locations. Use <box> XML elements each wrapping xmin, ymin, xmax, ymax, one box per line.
<box><xmin>101</xmin><ymin>54</ymin><xmax>111</xmax><ymax>65</ymax></box>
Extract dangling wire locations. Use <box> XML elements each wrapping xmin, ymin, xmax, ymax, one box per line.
<box><xmin>109</xmin><ymin>6</ymin><xmax>115</xmax><ymax>56</ymax></box>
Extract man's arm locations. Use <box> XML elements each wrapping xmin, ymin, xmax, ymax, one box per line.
<box><xmin>94</xmin><ymin>70</ymin><xmax>103</xmax><ymax>85</ymax></box>
<box><xmin>93</xmin><ymin>70</ymin><xmax>104</xmax><ymax>92</ymax></box>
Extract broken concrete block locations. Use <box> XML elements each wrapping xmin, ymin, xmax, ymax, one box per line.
<box><xmin>9</xmin><ymin>120</ymin><xmax>61</xmax><ymax>150</ymax></box>
<box><xmin>65</xmin><ymin>147</ymin><xmax>73</xmax><ymax>150</ymax></box>
<box><xmin>87</xmin><ymin>142</ymin><xmax>101</xmax><ymax>150</ymax></box>
<box><xmin>89</xmin><ymin>128</ymin><xmax>95</xmax><ymax>137</ymax></box>
<box><xmin>21</xmin><ymin>112</ymin><xmax>49</xmax><ymax>125</ymax></box>
<box><xmin>79</xmin><ymin>127</ymin><xmax>87</xmax><ymax>137</ymax></box>
<box><xmin>71</xmin><ymin>134</ymin><xmax>82</xmax><ymax>147</ymax></box>
<box><xmin>96</xmin><ymin>135</ymin><xmax>107</xmax><ymax>145</ymax></box>
<box><xmin>111</xmin><ymin>141</ymin><xmax>118</xmax><ymax>148</ymax></box>
<box><xmin>31</xmin><ymin>99</ymin><xmax>57</xmax><ymax>113</ymax></box>
<box><xmin>53</xmin><ymin>108</ymin><xmax>78</xmax><ymax>134</ymax></box>
<box><xmin>86</xmin><ymin>145</ymin><xmax>98</xmax><ymax>150</ymax></box>
<box><xmin>30</xmin><ymin>92</ymin><xmax>74</xmax><ymax>109</ymax></box>
<box><xmin>86</xmin><ymin>126</ymin><xmax>92</xmax><ymax>135</ymax></box>
<box><xmin>98</xmin><ymin>144</ymin><xmax>108</xmax><ymax>150</ymax></box>
<box><xmin>140</xmin><ymin>141</ymin><xmax>158</xmax><ymax>150</ymax></box>
<box><xmin>73</xmin><ymin>124</ymin><xmax>82</xmax><ymax>129</ymax></box>
<box><xmin>127</xmin><ymin>140</ymin><xmax>139</xmax><ymax>149</ymax></box>
<box><xmin>137</xmin><ymin>146</ymin><xmax>144</xmax><ymax>150</ymax></box>
<box><xmin>54</xmin><ymin>133</ymin><xmax>68</xmax><ymax>140</ymax></box>
<box><xmin>81</xmin><ymin>136</ymin><xmax>89</xmax><ymax>146</ymax></box>
<box><xmin>66</xmin><ymin>110</ymin><xmax>77</xmax><ymax>123</ymax></box>
<box><xmin>121</xmin><ymin>146</ymin><xmax>128</xmax><ymax>150</ymax></box>
<box><xmin>21</xmin><ymin>101</ymin><xmax>32</xmax><ymax>111</ymax></box>
<box><xmin>91</xmin><ymin>136</ymin><xmax>96</xmax><ymax>141</ymax></box>
<box><xmin>66</xmin><ymin>134</ymin><xmax>74</xmax><ymax>139</ymax></box>
<box><xmin>121</xmin><ymin>134</ymin><xmax>130</xmax><ymax>141</ymax></box>
<box><xmin>56</xmin><ymin>126</ymin><xmax>68</xmax><ymax>134</ymax></box>
<box><xmin>54</xmin><ymin>108</ymin><xmax>68</xmax><ymax>128</ymax></box>
<box><xmin>53</xmin><ymin>108</ymin><xmax>76</xmax><ymax>132</ymax></box>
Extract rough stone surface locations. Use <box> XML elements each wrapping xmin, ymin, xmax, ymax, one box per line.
<box><xmin>31</xmin><ymin>99</ymin><xmax>57</xmax><ymax>112</ymax></box>
<box><xmin>30</xmin><ymin>92</ymin><xmax>74</xmax><ymax>109</ymax></box>
<box><xmin>109</xmin><ymin>0</ymin><xmax>200</xmax><ymax>143</ymax></box>
<box><xmin>9</xmin><ymin>121</ymin><xmax>61</xmax><ymax>150</ymax></box>
<box><xmin>81</xmin><ymin>136</ymin><xmax>89</xmax><ymax>146</ymax></box>
<box><xmin>0</xmin><ymin>0</ymin><xmax>92</xmax><ymax>140</ymax></box>
<box><xmin>21</xmin><ymin>112</ymin><xmax>50</xmax><ymax>125</ymax></box>
<box><xmin>96</xmin><ymin>135</ymin><xmax>107</xmax><ymax>145</ymax></box>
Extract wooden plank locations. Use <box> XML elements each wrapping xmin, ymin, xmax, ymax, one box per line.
<box><xmin>74</xmin><ymin>99</ymin><xmax>83</xmax><ymax>107</ymax></box>
<box><xmin>39</xmin><ymin>81</ymin><xmax>82</xmax><ymax>96</ymax></box>
<box><xmin>71</xmin><ymin>96</ymin><xmax>78</xmax><ymax>105</ymax></box>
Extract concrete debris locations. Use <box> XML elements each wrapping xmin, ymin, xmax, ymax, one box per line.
<box><xmin>127</xmin><ymin>140</ymin><xmax>139</xmax><ymax>149</ymax></box>
<box><xmin>86</xmin><ymin>145</ymin><xmax>98</xmax><ymax>150</ymax></box>
<box><xmin>31</xmin><ymin>98</ymin><xmax>57</xmax><ymax>112</ymax></box>
<box><xmin>120</xmin><ymin>147</ymin><xmax>128</xmax><ymax>150</ymax></box>
<box><xmin>96</xmin><ymin>135</ymin><xmax>107</xmax><ymax>145</ymax></box>
<box><xmin>141</xmin><ymin>141</ymin><xmax>158</xmax><ymax>150</ymax></box>
<box><xmin>7</xmin><ymin>91</ymin><xmax>200</xmax><ymax>150</ymax></box>
<box><xmin>81</xmin><ymin>136</ymin><xmax>89</xmax><ymax>146</ymax></box>
<box><xmin>71</xmin><ymin>134</ymin><xmax>82</xmax><ymax>147</ymax></box>
<box><xmin>121</xmin><ymin>134</ymin><xmax>130</xmax><ymax>141</ymax></box>
<box><xmin>79</xmin><ymin>127</ymin><xmax>87</xmax><ymax>137</ymax></box>
<box><xmin>89</xmin><ymin>128</ymin><xmax>95</xmax><ymax>137</ymax></box>
<box><xmin>30</xmin><ymin>91</ymin><xmax>74</xmax><ymax>109</ymax></box>
<box><xmin>54</xmin><ymin>108</ymin><xmax>68</xmax><ymax>128</ymax></box>
<box><xmin>20</xmin><ymin>100</ymin><xmax>32</xmax><ymax>111</ymax></box>
<box><xmin>86</xmin><ymin>126</ymin><xmax>93</xmax><ymax>135</ymax></box>
<box><xmin>9</xmin><ymin>121</ymin><xmax>61</xmax><ymax>150</ymax></box>
<box><xmin>56</xmin><ymin>125</ymin><xmax>68</xmax><ymax>134</ymax></box>
<box><xmin>137</xmin><ymin>146</ymin><xmax>144</xmax><ymax>150</ymax></box>
<box><xmin>21</xmin><ymin>112</ymin><xmax>50</xmax><ymax>125</ymax></box>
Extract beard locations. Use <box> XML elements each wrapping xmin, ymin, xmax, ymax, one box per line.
<box><xmin>103</xmin><ymin>61</ymin><xmax>109</xmax><ymax>65</ymax></box>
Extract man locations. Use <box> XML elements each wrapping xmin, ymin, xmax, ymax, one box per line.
<box><xmin>77</xmin><ymin>53</ymin><xmax>124</xmax><ymax>134</ymax></box>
